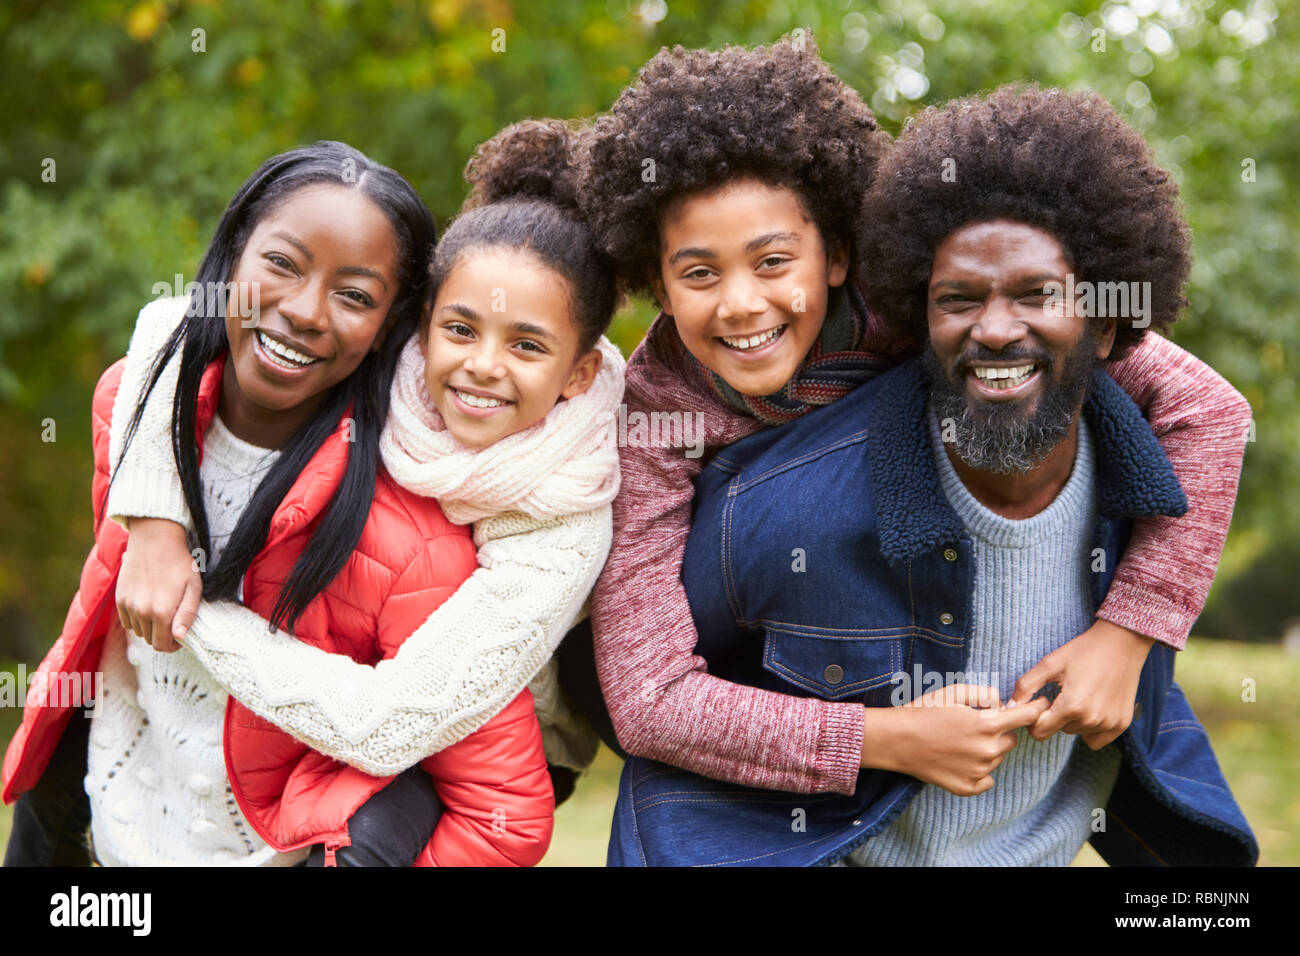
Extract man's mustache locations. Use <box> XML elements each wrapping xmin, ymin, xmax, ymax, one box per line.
<box><xmin>949</xmin><ymin>346</ymin><xmax>1054</xmax><ymax>377</ymax></box>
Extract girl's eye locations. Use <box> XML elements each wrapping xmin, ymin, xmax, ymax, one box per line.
<box><xmin>515</xmin><ymin>340</ymin><xmax>545</xmax><ymax>354</ymax></box>
<box><xmin>759</xmin><ymin>255</ymin><xmax>789</xmax><ymax>269</ymax></box>
<box><xmin>445</xmin><ymin>322</ymin><xmax>474</xmax><ymax>338</ymax></box>
<box><xmin>682</xmin><ymin>267</ymin><xmax>713</xmax><ymax>281</ymax></box>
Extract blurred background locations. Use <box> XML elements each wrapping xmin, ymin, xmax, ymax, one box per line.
<box><xmin>0</xmin><ymin>0</ymin><xmax>1295</xmax><ymax>864</ymax></box>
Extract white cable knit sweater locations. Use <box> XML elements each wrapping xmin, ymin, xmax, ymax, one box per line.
<box><xmin>107</xmin><ymin>297</ymin><xmax>623</xmax><ymax>775</ymax></box>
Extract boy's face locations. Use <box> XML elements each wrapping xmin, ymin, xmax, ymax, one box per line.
<box><xmin>652</xmin><ymin>178</ymin><xmax>848</xmax><ymax>397</ymax></box>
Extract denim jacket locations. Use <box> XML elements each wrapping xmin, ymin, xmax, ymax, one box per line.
<box><xmin>608</xmin><ymin>359</ymin><xmax>1258</xmax><ymax>867</ymax></box>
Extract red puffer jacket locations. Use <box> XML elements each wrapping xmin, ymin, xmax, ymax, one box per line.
<box><xmin>2</xmin><ymin>355</ymin><xmax>554</xmax><ymax>866</ymax></box>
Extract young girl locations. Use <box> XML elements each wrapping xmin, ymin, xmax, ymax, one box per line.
<box><xmin>101</xmin><ymin>120</ymin><xmax>624</xmax><ymax>858</ymax></box>
<box><xmin>2</xmin><ymin>141</ymin><xmax>555</xmax><ymax>867</ymax></box>
<box><xmin>575</xmin><ymin>37</ymin><xmax>1252</xmax><ymax>805</ymax></box>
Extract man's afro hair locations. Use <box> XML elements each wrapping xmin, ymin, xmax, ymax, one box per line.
<box><xmin>857</xmin><ymin>84</ymin><xmax>1191</xmax><ymax>360</ymax></box>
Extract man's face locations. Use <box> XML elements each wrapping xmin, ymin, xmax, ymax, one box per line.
<box><xmin>923</xmin><ymin>219</ymin><xmax>1116</xmax><ymax>474</ymax></box>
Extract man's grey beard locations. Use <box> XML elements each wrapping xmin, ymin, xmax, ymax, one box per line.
<box><xmin>922</xmin><ymin>335</ymin><xmax>1099</xmax><ymax>475</ymax></box>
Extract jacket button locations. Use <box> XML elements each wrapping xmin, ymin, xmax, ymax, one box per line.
<box><xmin>824</xmin><ymin>664</ymin><xmax>845</xmax><ymax>685</ymax></box>
<box><xmin>943</xmin><ymin>548</ymin><xmax>958</xmax><ymax>562</ymax></box>
<box><xmin>939</xmin><ymin>613</ymin><xmax>954</xmax><ymax>625</ymax></box>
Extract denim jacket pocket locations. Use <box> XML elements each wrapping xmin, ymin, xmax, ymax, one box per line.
<box><xmin>761</xmin><ymin>623</ymin><xmax>914</xmax><ymax>704</ymax></box>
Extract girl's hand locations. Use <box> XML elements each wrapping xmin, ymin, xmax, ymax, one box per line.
<box><xmin>862</xmin><ymin>684</ymin><xmax>1050</xmax><ymax>797</ymax></box>
<box><xmin>115</xmin><ymin>517</ymin><xmax>202</xmax><ymax>653</ymax></box>
<box><xmin>1009</xmin><ymin>620</ymin><xmax>1155</xmax><ymax>750</ymax></box>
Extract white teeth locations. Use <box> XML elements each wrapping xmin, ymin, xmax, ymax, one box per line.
<box><xmin>455</xmin><ymin>390</ymin><xmax>508</xmax><ymax>408</ymax></box>
<box><xmin>257</xmin><ymin>332</ymin><xmax>319</xmax><ymax>367</ymax></box>
<box><xmin>972</xmin><ymin>364</ymin><xmax>1036</xmax><ymax>389</ymax></box>
<box><xmin>720</xmin><ymin>326</ymin><xmax>784</xmax><ymax>350</ymax></box>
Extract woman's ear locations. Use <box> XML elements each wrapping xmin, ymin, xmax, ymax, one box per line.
<box><xmin>561</xmin><ymin>347</ymin><xmax>603</xmax><ymax>400</ymax></box>
<box><xmin>827</xmin><ymin>240</ymin><xmax>850</xmax><ymax>288</ymax></box>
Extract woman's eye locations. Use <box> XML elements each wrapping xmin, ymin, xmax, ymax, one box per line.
<box><xmin>266</xmin><ymin>253</ymin><xmax>295</xmax><ymax>271</ymax></box>
<box><xmin>340</xmin><ymin>289</ymin><xmax>374</xmax><ymax>307</ymax></box>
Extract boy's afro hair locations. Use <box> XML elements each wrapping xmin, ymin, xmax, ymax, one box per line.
<box><xmin>856</xmin><ymin>84</ymin><xmax>1191</xmax><ymax>361</ymax></box>
<box><xmin>578</xmin><ymin>34</ymin><xmax>892</xmax><ymax>297</ymax></box>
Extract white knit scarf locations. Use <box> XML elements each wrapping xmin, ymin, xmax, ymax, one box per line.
<box><xmin>379</xmin><ymin>333</ymin><xmax>625</xmax><ymax>524</ymax></box>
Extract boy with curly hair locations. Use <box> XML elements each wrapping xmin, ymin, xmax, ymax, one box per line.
<box><xmin>580</xmin><ymin>37</ymin><xmax>1254</xmax><ymax>842</ymax></box>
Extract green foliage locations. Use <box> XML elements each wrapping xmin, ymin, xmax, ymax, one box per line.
<box><xmin>1</xmin><ymin>0</ymin><xmax>1296</xmax><ymax>651</ymax></box>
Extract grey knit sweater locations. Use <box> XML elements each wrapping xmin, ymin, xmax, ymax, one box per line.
<box><xmin>843</xmin><ymin>410</ymin><xmax>1122</xmax><ymax>866</ymax></box>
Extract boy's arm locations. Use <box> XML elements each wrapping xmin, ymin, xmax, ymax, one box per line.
<box><xmin>412</xmin><ymin>689</ymin><xmax>554</xmax><ymax>867</ymax></box>
<box><xmin>106</xmin><ymin>296</ymin><xmax>194</xmax><ymax>532</ymax></box>
<box><xmin>592</xmin><ymin>384</ymin><xmax>867</xmax><ymax>797</ymax></box>
<box><xmin>1100</xmin><ymin>332</ymin><xmax>1251</xmax><ymax>648</ymax></box>
<box><xmin>179</xmin><ymin>507</ymin><xmax>612</xmax><ymax>776</ymax></box>
<box><xmin>1014</xmin><ymin>333</ymin><xmax>1250</xmax><ymax>745</ymax></box>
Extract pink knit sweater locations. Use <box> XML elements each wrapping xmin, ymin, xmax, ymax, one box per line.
<box><xmin>590</xmin><ymin>313</ymin><xmax>1251</xmax><ymax>796</ymax></box>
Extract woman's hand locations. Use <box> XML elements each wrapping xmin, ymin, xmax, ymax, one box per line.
<box><xmin>862</xmin><ymin>684</ymin><xmax>1050</xmax><ymax>797</ymax></box>
<box><xmin>115</xmin><ymin>517</ymin><xmax>202</xmax><ymax>653</ymax></box>
<box><xmin>1010</xmin><ymin>619</ymin><xmax>1155</xmax><ymax>750</ymax></box>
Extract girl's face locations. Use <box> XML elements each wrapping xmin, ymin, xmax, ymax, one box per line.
<box><xmin>222</xmin><ymin>183</ymin><xmax>402</xmax><ymax>448</ymax></box>
<box><xmin>423</xmin><ymin>248</ymin><xmax>602</xmax><ymax>448</ymax></box>
<box><xmin>652</xmin><ymin>177</ymin><xmax>849</xmax><ymax>397</ymax></box>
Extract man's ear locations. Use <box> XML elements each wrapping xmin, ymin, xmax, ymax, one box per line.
<box><xmin>561</xmin><ymin>347</ymin><xmax>603</xmax><ymax>400</ymax></box>
<box><xmin>650</xmin><ymin>275</ymin><xmax>673</xmax><ymax>317</ymax></box>
<box><xmin>1095</xmin><ymin>318</ymin><xmax>1118</xmax><ymax>361</ymax></box>
<box><xmin>827</xmin><ymin>240</ymin><xmax>850</xmax><ymax>288</ymax></box>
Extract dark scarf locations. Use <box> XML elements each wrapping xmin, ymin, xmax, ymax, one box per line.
<box><xmin>702</xmin><ymin>284</ymin><xmax>908</xmax><ymax>426</ymax></box>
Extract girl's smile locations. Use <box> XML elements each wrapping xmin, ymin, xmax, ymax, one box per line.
<box><xmin>424</xmin><ymin>248</ymin><xmax>601</xmax><ymax>448</ymax></box>
<box><xmin>653</xmin><ymin>178</ymin><xmax>848</xmax><ymax>397</ymax></box>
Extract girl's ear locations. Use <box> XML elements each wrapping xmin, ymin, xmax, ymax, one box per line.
<box><xmin>827</xmin><ymin>240</ymin><xmax>850</xmax><ymax>289</ymax></box>
<box><xmin>561</xmin><ymin>347</ymin><xmax>603</xmax><ymax>400</ymax></box>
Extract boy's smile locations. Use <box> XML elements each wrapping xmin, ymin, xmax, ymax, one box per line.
<box><xmin>653</xmin><ymin>178</ymin><xmax>849</xmax><ymax>397</ymax></box>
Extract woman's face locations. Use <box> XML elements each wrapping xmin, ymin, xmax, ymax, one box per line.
<box><xmin>422</xmin><ymin>248</ymin><xmax>601</xmax><ymax>448</ymax></box>
<box><xmin>221</xmin><ymin>183</ymin><xmax>401</xmax><ymax>448</ymax></box>
<box><xmin>652</xmin><ymin>177</ymin><xmax>848</xmax><ymax>397</ymax></box>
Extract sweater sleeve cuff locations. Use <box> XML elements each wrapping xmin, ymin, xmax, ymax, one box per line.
<box><xmin>107</xmin><ymin>468</ymin><xmax>195</xmax><ymax>534</ymax></box>
<box><xmin>1097</xmin><ymin>576</ymin><xmax>1192</xmax><ymax>651</ymax></box>
<box><xmin>817</xmin><ymin>702</ymin><xmax>866</xmax><ymax>796</ymax></box>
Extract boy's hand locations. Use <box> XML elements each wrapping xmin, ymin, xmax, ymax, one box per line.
<box><xmin>862</xmin><ymin>684</ymin><xmax>1050</xmax><ymax>797</ymax></box>
<box><xmin>115</xmin><ymin>517</ymin><xmax>202</xmax><ymax>653</ymax></box>
<box><xmin>1009</xmin><ymin>620</ymin><xmax>1155</xmax><ymax>750</ymax></box>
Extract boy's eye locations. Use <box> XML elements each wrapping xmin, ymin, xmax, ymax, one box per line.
<box><xmin>758</xmin><ymin>255</ymin><xmax>789</xmax><ymax>269</ymax></box>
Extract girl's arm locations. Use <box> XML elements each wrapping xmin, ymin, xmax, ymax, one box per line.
<box><xmin>178</xmin><ymin>505</ymin><xmax>612</xmax><ymax>776</ymax></box>
<box><xmin>107</xmin><ymin>296</ymin><xmax>194</xmax><ymax>532</ymax></box>
<box><xmin>1100</xmin><ymin>332</ymin><xmax>1252</xmax><ymax>648</ymax></box>
<box><xmin>413</xmin><ymin>689</ymin><xmax>554</xmax><ymax>867</ymax></box>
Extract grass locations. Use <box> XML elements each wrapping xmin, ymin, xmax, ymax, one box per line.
<box><xmin>3</xmin><ymin>638</ymin><xmax>1296</xmax><ymax>866</ymax></box>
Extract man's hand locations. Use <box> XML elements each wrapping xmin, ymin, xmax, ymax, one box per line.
<box><xmin>1009</xmin><ymin>619</ymin><xmax>1155</xmax><ymax>750</ymax></box>
<box><xmin>115</xmin><ymin>517</ymin><xmax>202</xmax><ymax>653</ymax></box>
<box><xmin>862</xmin><ymin>684</ymin><xmax>1050</xmax><ymax>797</ymax></box>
